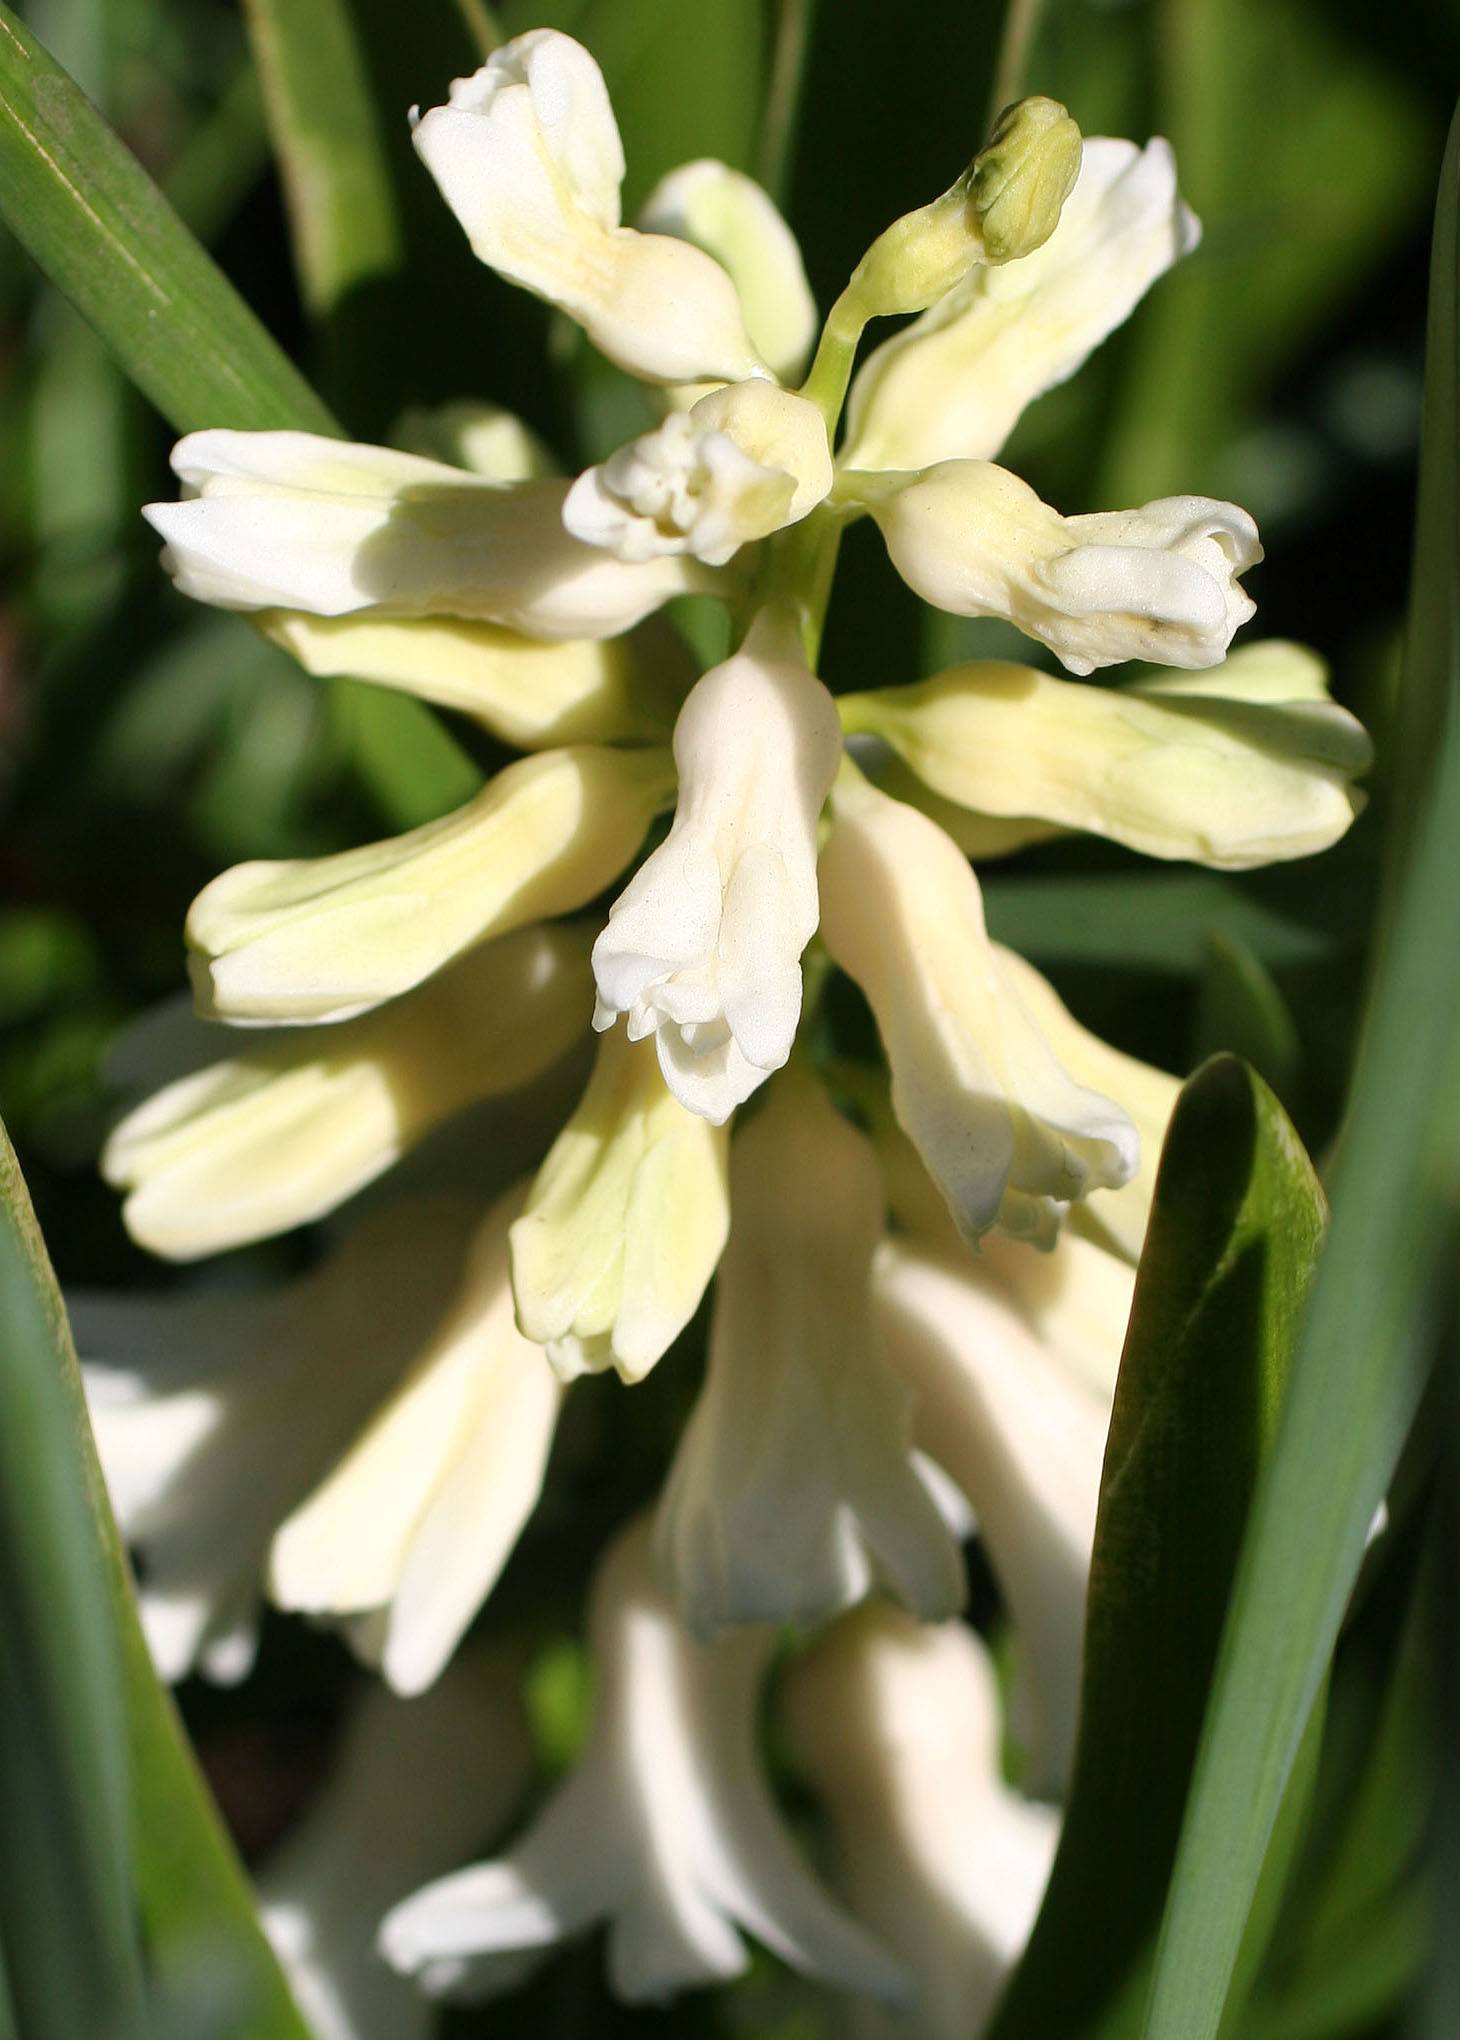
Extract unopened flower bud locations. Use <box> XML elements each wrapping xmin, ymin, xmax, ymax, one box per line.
<box><xmin>970</xmin><ymin>96</ymin><xmax>1083</xmax><ymax>264</ymax></box>
<box><xmin>850</xmin><ymin>97</ymin><xmax>1081</xmax><ymax>320</ymax></box>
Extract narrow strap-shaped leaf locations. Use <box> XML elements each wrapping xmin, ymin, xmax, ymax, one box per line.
<box><xmin>0</xmin><ymin>1126</ymin><xmax>312</xmax><ymax>2039</ymax></box>
<box><xmin>1140</xmin><ymin>99</ymin><xmax>1460</xmax><ymax>2040</ymax></box>
<box><xmin>0</xmin><ymin>4</ymin><xmax>334</xmax><ymax>434</ymax></box>
<box><xmin>0</xmin><ymin>5</ymin><xmax>481</xmax><ymax>823</ymax></box>
<box><xmin>989</xmin><ymin>1056</ymin><xmax>1327</xmax><ymax>2039</ymax></box>
<box><xmin>0</xmin><ymin>1138</ymin><xmax>148</xmax><ymax>2040</ymax></box>
<box><xmin>241</xmin><ymin>0</ymin><xmax>401</xmax><ymax>319</ymax></box>
<box><xmin>241</xmin><ymin>0</ymin><xmax>406</xmax><ymax>429</ymax></box>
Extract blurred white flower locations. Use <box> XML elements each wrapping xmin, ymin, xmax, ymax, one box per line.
<box><xmin>656</xmin><ymin>1068</ymin><xmax>965</xmax><ymax>1637</ymax></box>
<box><xmin>187</xmin><ymin>743</ymin><xmax>674</xmax><ymax>1025</ymax></box>
<box><xmin>875</xmin><ymin>1231</ymin><xmax>1134</xmax><ymax>1790</ymax></box>
<box><xmin>843</xmin><ymin>137</ymin><xmax>1199</xmax><ymax>472</ymax></box>
<box><xmin>510</xmin><ymin>1029</ymin><xmax>729</xmax><ymax>1383</ymax></box>
<box><xmin>784</xmin><ymin>1606</ymin><xmax>1059</xmax><ymax>2040</ymax></box>
<box><xmin>103</xmin><ymin>923</ymin><xmax>593</xmax><ymax>1259</ymax></box>
<box><xmin>76</xmin><ymin>1200</ymin><xmax>477</xmax><ymax>1683</ymax></box>
<box><xmin>412</xmin><ymin>32</ymin><xmax>766</xmax><ymax>384</ymax></box>
<box><xmin>261</xmin><ymin>1653</ymin><xmax>534</xmax><ymax>2040</ymax></box>
<box><xmin>381</xmin><ymin>1519</ymin><xmax>905</xmax><ymax>2005</ymax></box>
<box><xmin>564</xmin><ymin>382</ymin><xmax>831</xmax><ymax>566</ymax></box>
<box><xmin>818</xmin><ymin>768</ymin><xmax>1138</xmax><ymax>1248</ymax></box>
<box><xmin>270</xmin><ymin>1186</ymin><xmax>563</xmax><ymax>1697</ymax></box>
<box><xmin>852</xmin><ymin>461</ymin><xmax>1260</xmax><ymax>675</ymax></box>
<box><xmin>592</xmin><ymin>610</ymin><xmax>842</xmax><ymax>1123</ymax></box>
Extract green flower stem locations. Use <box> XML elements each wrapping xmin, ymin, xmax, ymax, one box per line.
<box><xmin>797</xmin><ymin>283</ymin><xmax>870</xmax><ymax>429</ymax></box>
<box><xmin>756</xmin><ymin>502</ymin><xmax>849</xmax><ymax>666</ymax></box>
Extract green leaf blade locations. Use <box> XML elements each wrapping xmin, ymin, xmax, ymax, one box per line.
<box><xmin>0</xmin><ymin>5</ymin><xmax>334</xmax><ymax>435</ymax></box>
<box><xmin>1140</xmin><ymin>95</ymin><xmax>1460</xmax><ymax>2040</ymax></box>
<box><xmin>990</xmin><ymin>1056</ymin><xmax>1327</xmax><ymax>2040</ymax></box>
<box><xmin>0</xmin><ymin>1124</ymin><xmax>311</xmax><ymax>2040</ymax></box>
<box><xmin>0</xmin><ymin>1137</ymin><xmax>148</xmax><ymax>2040</ymax></box>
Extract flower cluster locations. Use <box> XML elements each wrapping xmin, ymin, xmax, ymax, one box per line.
<box><xmin>83</xmin><ymin>27</ymin><xmax>1370</xmax><ymax>2036</ymax></box>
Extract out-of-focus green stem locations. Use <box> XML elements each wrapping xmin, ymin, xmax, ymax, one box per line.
<box><xmin>987</xmin><ymin>0</ymin><xmax>1049</xmax><ymax>126</ymax></box>
<box><xmin>757</xmin><ymin>0</ymin><xmax>818</xmax><ymax>203</ymax></box>
<box><xmin>797</xmin><ymin>284</ymin><xmax>869</xmax><ymax>429</ymax></box>
<box><xmin>453</xmin><ymin>0</ymin><xmax>502</xmax><ymax>59</ymax></box>
<box><xmin>240</xmin><ymin>0</ymin><xmax>402</xmax><ymax>322</ymax></box>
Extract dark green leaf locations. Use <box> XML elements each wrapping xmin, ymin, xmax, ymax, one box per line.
<box><xmin>1140</xmin><ymin>99</ymin><xmax>1460</xmax><ymax>2040</ymax></box>
<box><xmin>0</xmin><ymin>1128</ymin><xmax>148</xmax><ymax>2040</ymax></box>
<box><xmin>0</xmin><ymin>4</ymin><xmax>480</xmax><ymax>823</ymax></box>
<box><xmin>0</xmin><ymin>3</ymin><xmax>333</xmax><ymax>434</ymax></box>
<box><xmin>989</xmin><ymin>1056</ymin><xmax>1327</xmax><ymax>2040</ymax></box>
<box><xmin>0</xmin><ymin>1123</ymin><xmax>311</xmax><ymax>2039</ymax></box>
<box><xmin>983</xmin><ymin>871</ymin><xmax>1338</xmax><ymax>974</ymax></box>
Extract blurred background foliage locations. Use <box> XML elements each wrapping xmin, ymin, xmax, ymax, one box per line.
<box><xmin>0</xmin><ymin>0</ymin><xmax>1456</xmax><ymax>2034</ymax></box>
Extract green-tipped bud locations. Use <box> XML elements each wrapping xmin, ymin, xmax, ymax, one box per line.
<box><xmin>848</xmin><ymin>95</ymin><xmax>1082</xmax><ymax>320</ymax></box>
<box><xmin>971</xmin><ymin>96</ymin><xmax>1082</xmax><ymax>263</ymax></box>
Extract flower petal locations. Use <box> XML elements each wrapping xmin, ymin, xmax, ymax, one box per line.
<box><xmin>656</xmin><ymin>1071</ymin><xmax>966</xmax><ymax>1636</ymax></box>
<box><xmin>844</xmin><ymin>137</ymin><xmax>1198</xmax><ymax>472</ymax></box>
<box><xmin>638</xmin><ymin>159</ymin><xmax>817</xmax><ymax>383</ymax></box>
<box><xmin>854</xmin><ymin>461</ymin><xmax>1260</xmax><ymax>675</ymax></box>
<box><xmin>841</xmin><ymin>647</ymin><xmax>1368</xmax><ymax>868</ymax></box>
<box><xmin>188</xmin><ymin>745</ymin><xmax>673</xmax><ymax>1024</ymax></box>
<box><xmin>819</xmin><ymin>770</ymin><xmax>1138</xmax><ymax>1246</ymax></box>
<box><xmin>147</xmin><ymin>431</ymin><xmax>703</xmax><ymax>638</ymax></box>
<box><xmin>271</xmin><ymin>1189</ymin><xmax>563</xmax><ymax>1695</ymax></box>
<box><xmin>412</xmin><ymin>34</ymin><xmax>766</xmax><ymax>385</ymax></box>
<box><xmin>102</xmin><ymin>924</ymin><xmax>593</xmax><ymax>1258</ymax></box>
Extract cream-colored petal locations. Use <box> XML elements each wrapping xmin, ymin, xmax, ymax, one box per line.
<box><xmin>188</xmin><ymin>745</ymin><xmax>673</xmax><ymax>1025</ymax></box>
<box><xmin>76</xmin><ymin>1199</ymin><xmax>478</xmax><ymax>1681</ymax></box>
<box><xmin>147</xmin><ymin>433</ymin><xmax>703</xmax><ymax>639</ymax></box>
<box><xmin>259</xmin><ymin>611</ymin><xmax>685</xmax><ymax>749</ymax></box>
<box><xmin>875</xmin><ymin>1240</ymin><xmax>1113</xmax><ymax>1790</ymax></box>
<box><xmin>103</xmin><ymin>923</ymin><xmax>593</xmax><ymax>1258</ymax></box>
<box><xmin>261</xmin><ymin>1652</ymin><xmax>534</xmax><ymax>2040</ymax></box>
<box><xmin>381</xmin><ymin>1520</ymin><xmax>905</xmax><ymax>2005</ymax></box>
<box><xmin>511</xmin><ymin>1029</ymin><xmax>729</xmax><ymax>1384</ymax></box>
<box><xmin>993</xmin><ymin>946</ymin><xmax>1180</xmax><ymax>1263</ymax></box>
<box><xmin>842</xmin><ymin>650</ymin><xmax>1368</xmax><ymax>869</ymax></box>
<box><xmin>412</xmin><ymin>35</ymin><xmax>766</xmax><ymax>385</ymax></box>
<box><xmin>564</xmin><ymin>384</ymin><xmax>830</xmax><ymax>567</ymax></box>
<box><xmin>656</xmin><ymin>1071</ymin><xmax>966</xmax><ymax>1636</ymax></box>
<box><xmin>638</xmin><ymin>159</ymin><xmax>817</xmax><ymax>383</ymax></box>
<box><xmin>854</xmin><ymin>461</ymin><xmax>1260</xmax><ymax>675</ymax></box>
<box><xmin>784</xmin><ymin>1607</ymin><xmax>1059</xmax><ymax>2039</ymax></box>
<box><xmin>593</xmin><ymin>610</ymin><xmax>843</xmax><ymax>1124</ymax></box>
<box><xmin>271</xmin><ymin>1188</ymin><xmax>562</xmax><ymax>1695</ymax></box>
<box><xmin>844</xmin><ymin>137</ymin><xmax>1198</xmax><ymax>472</ymax></box>
<box><xmin>819</xmin><ymin>770</ymin><xmax>1137</xmax><ymax>1246</ymax></box>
